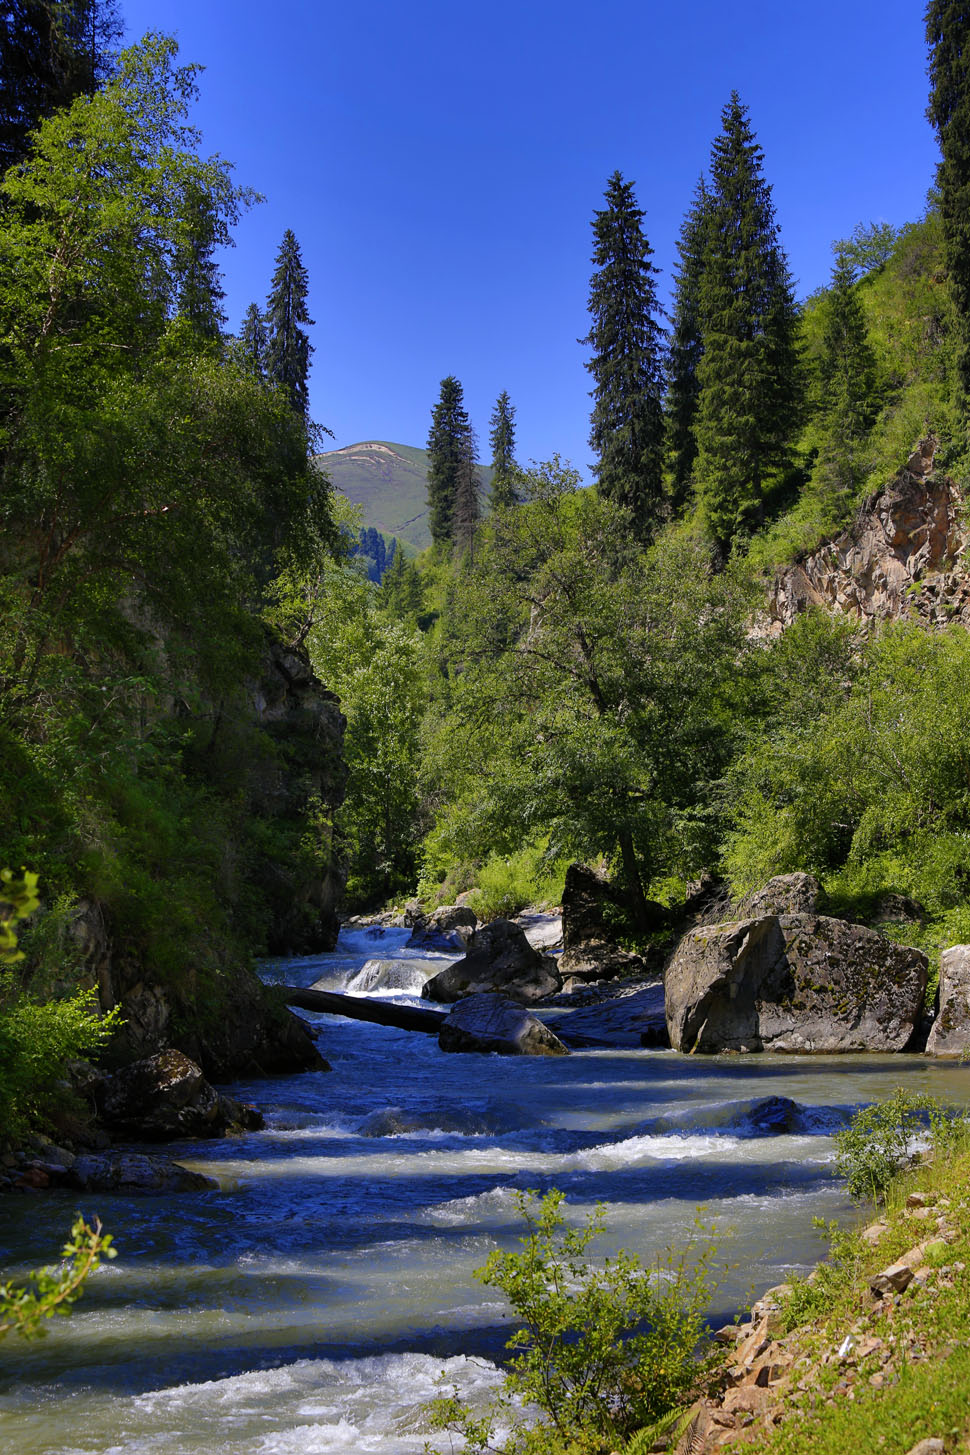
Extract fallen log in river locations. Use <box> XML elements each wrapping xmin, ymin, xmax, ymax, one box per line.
<box><xmin>283</xmin><ymin>986</ymin><xmax>447</xmax><ymax>1034</ymax></box>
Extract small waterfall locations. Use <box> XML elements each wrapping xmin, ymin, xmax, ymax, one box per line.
<box><xmin>345</xmin><ymin>957</ymin><xmax>440</xmax><ymax>995</ymax></box>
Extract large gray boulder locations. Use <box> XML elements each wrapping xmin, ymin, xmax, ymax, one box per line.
<box><xmin>734</xmin><ymin>873</ymin><xmax>822</xmax><ymax>920</ymax></box>
<box><xmin>407</xmin><ymin>904</ymin><xmax>478</xmax><ymax>951</ymax></box>
<box><xmin>97</xmin><ymin>1049</ymin><xmax>264</xmax><ymax>1140</ymax></box>
<box><xmin>438</xmin><ymin>995</ymin><xmax>569</xmax><ymax>1055</ymax></box>
<box><xmin>927</xmin><ymin>945</ymin><xmax>970</xmax><ymax>1056</ymax></box>
<box><xmin>422</xmin><ymin>919</ymin><xmax>562</xmax><ymax>1004</ymax></box>
<box><xmin>68</xmin><ymin>1152</ymin><xmax>217</xmax><ymax>1194</ymax></box>
<box><xmin>665</xmin><ymin>914</ymin><xmax>928</xmax><ymax>1054</ymax></box>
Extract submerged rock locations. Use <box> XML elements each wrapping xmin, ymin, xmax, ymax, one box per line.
<box><xmin>665</xmin><ymin>913</ymin><xmax>927</xmax><ymax>1054</ymax></box>
<box><xmin>422</xmin><ymin>919</ymin><xmax>561</xmax><ymax>1004</ymax></box>
<box><xmin>67</xmin><ymin>1151</ymin><xmax>216</xmax><ymax>1194</ymax></box>
<box><xmin>927</xmin><ymin>944</ymin><xmax>970</xmax><ymax>1056</ymax></box>
<box><xmin>438</xmin><ymin>994</ymin><xmax>569</xmax><ymax>1056</ymax></box>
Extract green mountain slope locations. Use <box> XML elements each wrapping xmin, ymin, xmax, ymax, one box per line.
<box><xmin>315</xmin><ymin>440</ymin><xmax>492</xmax><ymax>552</ymax></box>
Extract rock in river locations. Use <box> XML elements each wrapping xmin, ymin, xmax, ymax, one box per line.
<box><xmin>665</xmin><ymin>913</ymin><xmax>927</xmax><ymax>1054</ymax></box>
<box><xmin>438</xmin><ymin>994</ymin><xmax>569</xmax><ymax>1055</ymax></box>
<box><xmin>422</xmin><ymin>919</ymin><xmax>561</xmax><ymax>1004</ymax></box>
<box><xmin>927</xmin><ymin>944</ymin><xmax>970</xmax><ymax>1056</ymax></box>
<box><xmin>98</xmin><ymin>1049</ymin><xmax>264</xmax><ymax>1140</ymax></box>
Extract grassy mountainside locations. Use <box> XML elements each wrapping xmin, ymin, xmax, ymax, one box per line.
<box><xmin>316</xmin><ymin>440</ymin><xmax>493</xmax><ymax>552</ymax></box>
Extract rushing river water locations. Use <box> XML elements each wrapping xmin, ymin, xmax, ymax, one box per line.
<box><xmin>3</xmin><ymin>923</ymin><xmax>970</xmax><ymax>1454</ymax></box>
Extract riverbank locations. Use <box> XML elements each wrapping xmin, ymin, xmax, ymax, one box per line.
<box><xmin>688</xmin><ymin>1136</ymin><xmax>970</xmax><ymax>1453</ymax></box>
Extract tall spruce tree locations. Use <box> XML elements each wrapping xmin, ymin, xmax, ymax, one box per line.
<box><xmin>0</xmin><ymin>1</ymin><xmax>120</xmax><ymax>174</ymax></box>
<box><xmin>239</xmin><ymin>302</ymin><xmax>268</xmax><ymax>376</ymax></box>
<box><xmin>265</xmin><ymin>229</ymin><xmax>314</xmax><ymax>420</ymax></box>
<box><xmin>174</xmin><ymin>180</ymin><xmax>227</xmax><ymax>339</ymax></box>
<box><xmin>582</xmin><ymin>171</ymin><xmax>665</xmax><ymax>539</ymax></box>
<box><xmin>665</xmin><ymin>176</ymin><xmax>711</xmax><ymax>512</ymax></box>
<box><xmin>927</xmin><ymin>1</ymin><xmax>970</xmax><ymax>396</ymax></box>
<box><xmin>489</xmin><ymin>390</ymin><xmax>518</xmax><ymax>508</ymax></box>
<box><xmin>816</xmin><ymin>246</ymin><xmax>879</xmax><ymax>499</ymax></box>
<box><xmin>426</xmin><ymin>375</ymin><xmax>477</xmax><ymax>551</ymax></box>
<box><xmin>693</xmin><ymin>93</ymin><xmax>801</xmax><ymax>552</ymax></box>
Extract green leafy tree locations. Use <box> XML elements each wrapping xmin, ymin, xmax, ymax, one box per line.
<box><xmin>424</xmin><ymin>461</ymin><xmax>753</xmax><ymax>928</ymax></box>
<box><xmin>927</xmin><ymin>0</ymin><xmax>970</xmax><ymax>395</ymax></box>
<box><xmin>426</xmin><ymin>374</ymin><xmax>478</xmax><ymax>551</ymax></box>
<box><xmin>665</xmin><ymin>176</ymin><xmax>711</xmax><ymax>512</ymax></box>
<box><xmin>0</xmin><ymin>1</ymin><xmax>121</xmax><ymax>174</ymax></box>
<box><xmin>174</xmin><ymin>178</ymin><xmax>228</xmax><ymax>340</ymax></box>
<box><xmin>834</xmin><ymin>220</ymin><xmax>900</xmax><ymax>279</ymax></box>
<box><xmin>489</xmin><ymin>389</ymin><xmax>518</xmax><ymax>508</ymax></box>
<box><xmin>694</xmin><ymin>93</ymin><xmax>801</xmax><ymax>552</ymax></box>
<box><xmin>582</xmin><ymin>171</ymin><xmax>665</xmax><ymax>540</ymax></box>
<box><xmin>265</xmin><ymin>228</ymin><xmax>314</xmax><ymax>420</ymax></box>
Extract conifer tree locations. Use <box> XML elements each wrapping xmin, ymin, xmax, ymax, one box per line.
<box><xmin>0</xmin><ymin>1</ymin><xmax>120</xmax><ymax>174</ymax></box>
<box><xmin>927</xmin><ymin>0</ymin><xmax>970</xmax><ymax>395</ymax></box>
<box><xmin>693</xmin><ymin>93</ymin><xmax>801</xmax><ymax>552</ymax></box>
<box><xmin>489</xmin><ymin>390</ymin><xmax>518</xmax><ymax>508</ymax></box>
<box><xmin>427</xmin><ymin>375</ymin><xmax>478</xmax><ymax>550</ymax></box>
<box><xmin>665</xmin><ymin>177</ymin><xmax>711</xmax><ymax>512</ymax></box>
<box><xmin>174</xmin><ymin>180</ymin><xmax>226</xmax><ymax>339</ymax></box>
<box><xmin>816</xmin><ymin>246</ymin><xmax>879</xmax><ymax>499</ymax></box>
<box><xmin>582</xmin><ymin>171</ymin><xmax>665</xmax><ymax>539</ymax></box>
<box><xmin>239</xmin><ymin>302</ymin><xmax>268</xmax><ymax>376</ymax></box>
<box><xmin>265</xmin><ymin>229</ymin><xmax>314</xmax><ymax>420</ymax></box>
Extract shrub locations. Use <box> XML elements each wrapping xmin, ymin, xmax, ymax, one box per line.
<box><xmin>424</xmin><ymin>1189</ymin><xmax>718</xmax><ymax>1455</ymax></box>
<box><xmin>834</xmin><ymin>1089</ymin><xmax>966</xmax><ymax>1202</ymax></box>
<box><xmin>0</xmin><ymin>1216</ymin><xmax>115</xmax><ymax>1339</ymax></box>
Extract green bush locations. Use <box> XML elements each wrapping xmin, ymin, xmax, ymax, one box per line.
<box><xmin>464</xmin><ymin>843</ymin><xmax>567</xmax><ymax>923</ymax></box>
<box><xmin>424</xmin><ymin>1189</ymin><xmax>718</xmax><ymax>1455</ymax></box>
<box><xmin>0</xmin><ymin>1216</ymin><xmax>115</xmax><ymax>1340</ymax></box>
<box><xmin>834</xmin><ymin>1089</ymin><xmax>966</xmax><ymax>1202</ymax></box>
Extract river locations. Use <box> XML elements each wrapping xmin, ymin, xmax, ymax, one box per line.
<box><xmin>2</xmin><ymin>922</ymin><xmax>969</xmax><ymax>1454</ymax></box>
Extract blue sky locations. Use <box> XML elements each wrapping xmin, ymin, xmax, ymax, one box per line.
<box><xmin>121</xmin><ymin>0</ymin><xmax>939</xmax><ymax>480</ymax></box>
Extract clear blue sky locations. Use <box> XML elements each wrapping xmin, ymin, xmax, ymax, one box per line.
<box><xmin>122</xmin><ymin>0</ymin><xmax>939</xmax><ymax>479</ymax></box>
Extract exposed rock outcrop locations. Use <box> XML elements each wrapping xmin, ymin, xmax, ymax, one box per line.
<box><xmin>438</xmin><ymin>994</ymin><xmax>569</xmax><ymax>1055</ymax></box>
<box><xmin>422</xmin><ymin>919</ymin><xmax>562</xmax><ymax>1004</ymax></box>
<box><xmin>665</xmin><ymin>913</ymin><xmax>927</xmax><ymax>1053</ymax></box>
<box><xmin>96</xmin><ymin>1050</ymin><xmax>264</xmax><ymax>1140</ymax></box>
<box><xmin>767</xmin><ymin>439</ymin><xmax>970</xmax><ymax>632</ymax></box>
<box><xmin>559</xmin><ymin>863</ymin><xmax>651</xmax><ymax>982</ymax></box>
<box><xmin>926</xmin><ymin>944</ymin><xmax>970</xmax><ymax>1056</ymax></box>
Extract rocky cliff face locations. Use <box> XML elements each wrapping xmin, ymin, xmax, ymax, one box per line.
<box><xmin>767</xmin><ymin>439</ymin><xmax>970</xmax><ymax>632</ymax></box>
<box><xmin>70</xmin><ymin>633</ymin><xmax>346</xmax><ymax>1079</ymax></box>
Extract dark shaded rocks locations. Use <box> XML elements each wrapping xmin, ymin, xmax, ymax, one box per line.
<box><xmin>438</xmin><ymin>994</ymin><xmax>569</xmax><ymax>1056</ymax></box>
<box><xmin>735</xmin><ymin>873</ymin><xmax>822</xmax><ymax>919</ymax></box>
<box><xmin>407</xmin><ymin>904</ymin><xmax>478</xmax><ymax>951</ymax></box>
<box><xmin>665</xmin><ymin>913</ymin><xmax>928</xmax><ymax>1054</ymax></box>
<box><xmin>548</xmin><ymin>983</ymin><xmax>667</xmax><ymax>1049</ymax></box>
<box><xmin>421</xmin><ymin>919</ymin><xmax>561</xmax><ymax>1004</ymax></box>
<box><xmin>927</xmin><ymin>945</ymin><xmax>970</xmax><ymax>1056</ymax></box>
<box><xmin>97</xmin><ymin>1050</ymin><xmax>264</xmax><ymax>1140</ymax></box>
<box><xmin>68</xmin><ymin>1151</ymin><xmax>216</xmax><ymax>1194</ymax></box>
<box><xmin>559</xmin><ymin>863</ymin><xmax>652</xmax><ymax>982</ymax></box>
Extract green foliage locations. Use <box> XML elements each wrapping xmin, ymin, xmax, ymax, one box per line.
<box><xmin>424</xmin><ymin>1190</ymin><xmax>717</xmax><ymax>1455</ymax></box>
<box><xmin>693</xmin><ymin>92</ymin><xmax>802</xmax><ymax>552</ymax></box>
<box><xmin>423</xmin><ymin>462</ymin><xmax>755</xmax><ymax>930</ymax></box>
<box><xmin>834</xmin><ymin>1090</ymin><xmax>964</xmax><ymax>1203</ymax></box>
<box><xmin>665</xmin><ymin>176</ymin><xmax>711</xmax><ymax>512</ymax></box>
<box><xmin>265</xmin><ymin>229</ymin><xmax>314</xmax><ymax>421</ymax></box>
<box><xmin>459</xmin><ymin>842</ymin><xmax>566</xmax><ymax>923</ymax></box>
<box><xmin>725</xmin><ymin>619</ymin><xmax>970</xmax><ymax>950</ymax></box>
<box><xmin>833</xmin><ymin>220</ymin><xmax>900</xmax><ymax>279</ymax></box>
<box><xmin>0</xmin><ymin>1216</ymin><xmax>115</xmax><ymax>1340</ymax></box>
<box><xmin>927</xmin><ymin>0</ymin><xmax>970</xmax><ymax>396</ymax></box>
<box><xmin>583</xmin><ymin>170</ymin><xmax>665</xmax><ymax>538</ymax></box>
<box><xmin>0</xmin><ymin>865</ymin><xmax>39</xmax><ymax>964</ymax></box>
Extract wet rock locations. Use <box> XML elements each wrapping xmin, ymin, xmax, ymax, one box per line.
<box><xmin>407</xmin><ymin>904</ymin><xmax>478</xmax><ymax>950</ymax></box>
<box><xmin>422</xmin><ymin>920</ymin><xmax>561</xmax><ymax>1005</ymax></box>
<box><xmin>927</xmin><ymin>944</ymin><xmax>970</xmax><ymax>1056</ymax></box>
<box><xmin>68</xmin><ymin>1151</ymin><xmax>216</xmax><ymax>1194</ymax></box>
<box><xmin>664</xmin><ymin>913</ymin><xmax>927</xmax><ymax>1054</ymax></box>
<box><xmin>98</xmin><ymin>1050</ymin><xmax>265</xmax><ymax>1140</ymax></box>
<box><xmin>438</xmin><ymin>995</ymin><xmax>569</xmax><ymax>1056</ymax></box>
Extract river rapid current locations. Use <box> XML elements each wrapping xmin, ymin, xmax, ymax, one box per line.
<box><xmin>3</xmin><ymin>922</ymin><xmax>970</xmax><ymax>1454</ymax></box>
